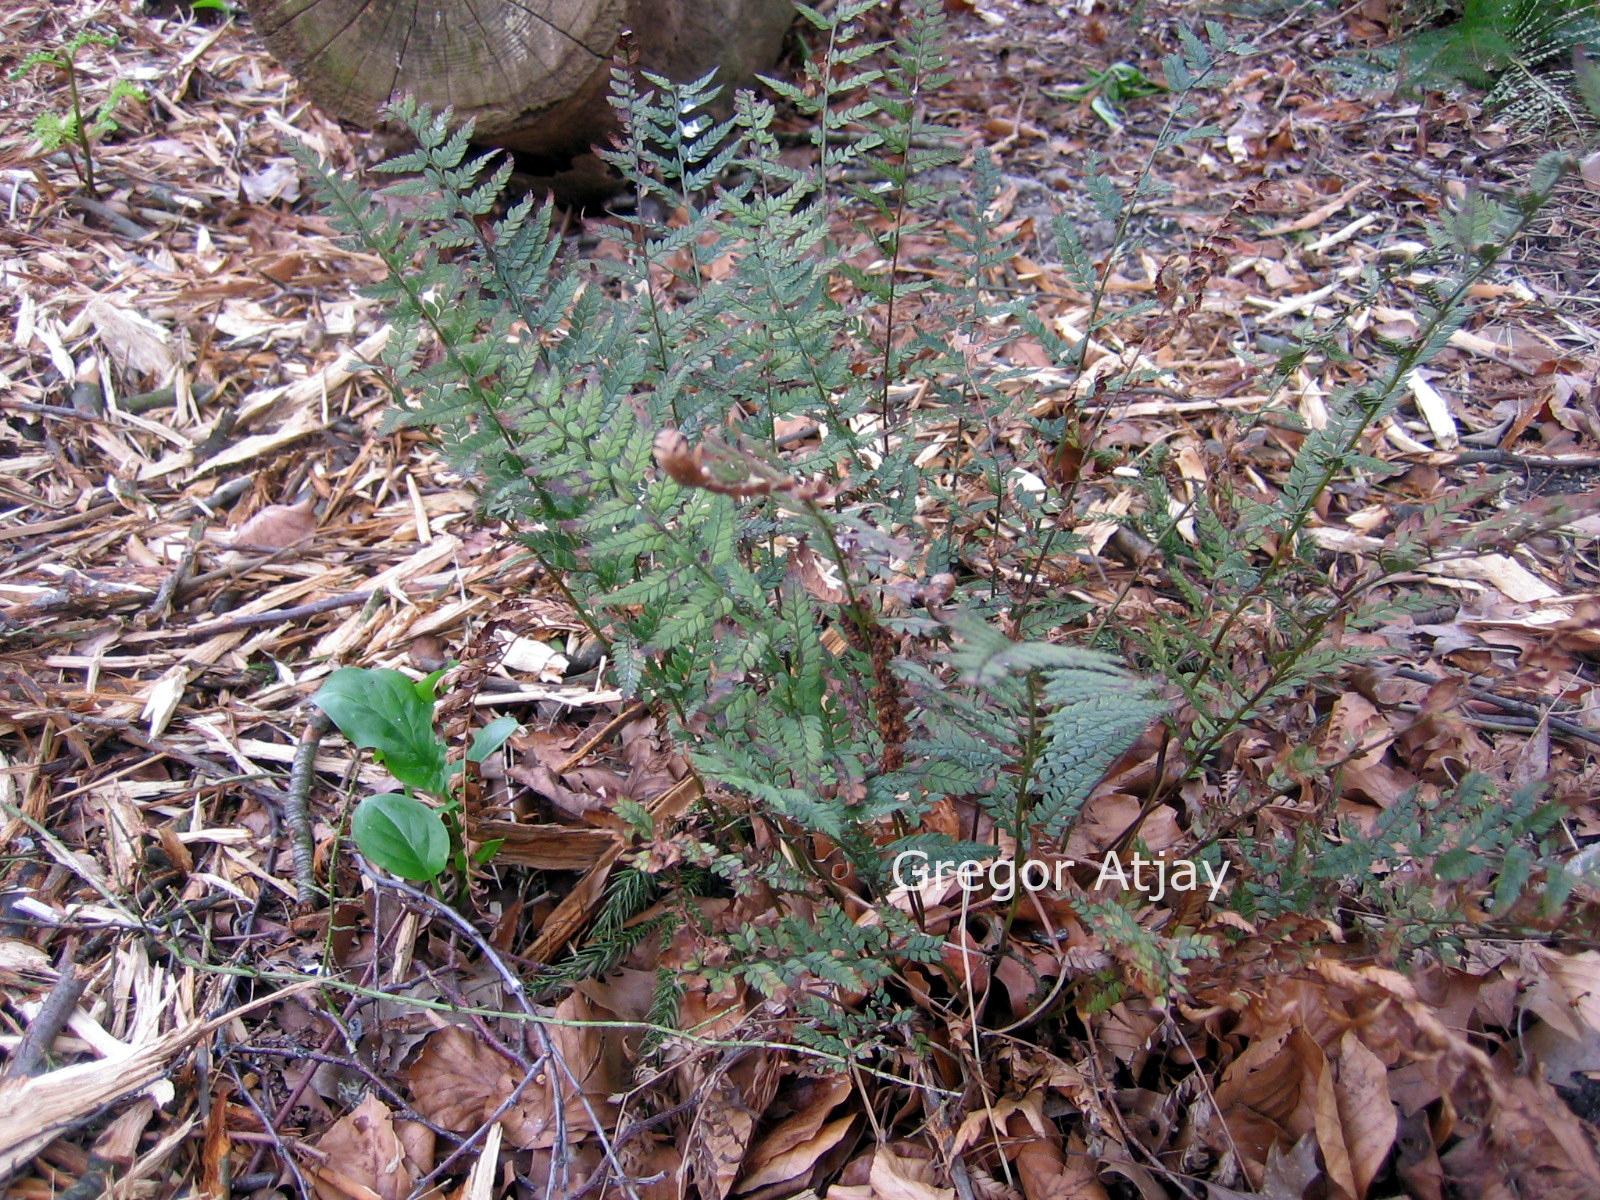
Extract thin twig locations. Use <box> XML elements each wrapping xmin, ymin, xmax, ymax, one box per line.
<box><xmin>139</xmin><ymin>519</ymin><xmax>207</xmax><ymax>625</ymax></box>
<box><xmin>226</xmin><ymin>1057</ymin><xmax>315</xmax><ymax>1200</ymax></box>
<box><xmin>246</xmin><ymin>993</ymin><xmax>368</xmax><ymax>1180</ymax></box>
<box><xmin>62</xmin><ymin>193</ymin><xmax>150</xmax><ymax>239</ymax></box>
<box><xmin>230</xmin><ymin>1045</ymin><xmax>460</xmax><ymax>1143</ymax></box>
<box><xmin>141</xmin><ymin>591</ymin><xmax>376</xmax><ymax>641</ymax></box>
<box><xmin>359</xmin><ymin>868</ymin><xmax>644</xmax><ymax>1200</ymax></box>
<box><xmin>285</xmin><ymin>711</ymin><xmax>332</xmax><ymax>907</ymax></box>
<box><xmin>1448</xmin><ymin>449</ymin><xmax>1600</xmax><ymax>469</ymax></box>
<box><xmin>5</xmin><ymin>955</ymin><xmax>88</xmax><ymax>1079</ymax></box>
<box><xmin>555</xmin><ymin>703</ymin><xmax>649</xmax><ymax>774</ymax></box>
<box><xmin>564</xmin><ymin>1094</ymin><xmax>705</xmax><ymax>1200</ymax></box>
<box><xmin>1392</xmin><ymin>666</ymin><xmax>1600</xmax><ymax>748</ymax></box>
<box><xmin>55</xmin><ymin>1158</ymin><xmax>112</xmax><ymax>1200</ymax></box>
<box><xmin>406</xmin><ymin>1056</ymin><xmax>542</xmax><ymax>1195</ymax></box>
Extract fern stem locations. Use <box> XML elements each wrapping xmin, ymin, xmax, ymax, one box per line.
<box><xmin>1143</xmin><ymin>187</ymin><xmax>1556</xmax><ymax>809</ymax></box>
<box><xmin>1011</xmin><ymin>675</ymin><xmax>1043</xmax><ymax>857</ymax></box>
<box><xmin>1196</xmin><ymin>258</ymin><xmax>1510</xmax><ymax>676</ymax></box>
<box><xmin>1049</xmin><ymin>77</ymin><xmax>1208</xmax><ymax>522</ymax></box>
<box><xmin>66</xmin><ymin>57</ymin><xmax>95</xmax><ymax>196</ymax></box>
<box><xmin>743</xmin><ymin>231</ymin><xmax>856</xmax><ymax>450</ymax></box>
<box><xmin>1010</xmin><ymin>522</ymin><xmax>1067</xmax><ymax>629</ymax></box>
<box><xmin>879</xmin><ymin>203</ymin><xmax>906</xmax><ymax>456</ymax></box>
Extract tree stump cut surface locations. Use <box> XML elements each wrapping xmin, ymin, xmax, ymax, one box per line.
<box><xmin>245</xmin><ymin>0</ymin><xmax>795</xmax><ymax>158</ymax></box>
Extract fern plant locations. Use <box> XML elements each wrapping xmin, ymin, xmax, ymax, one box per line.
<box><xmin>292</xmin><ymin>0</ymin><xmax>1600</xmax><ymax>1058</ymax></box>
<box><xmin>10</xmin><ymin>30</ymin><xmax>146</xmax><ymax>197</ymax></box>
<box><xmin>1402</xmin><ymin>0</ymin><xmax>1600</xmax><ymax>132</ymax></box>
<box><xmin>1234</xmin><ymin>772</ymin><xmax>1577</xmax><ymax>960</ymax></box>
<box><xmin>296</xmin><ymin>0</ymin><xmax>1204</xmax><ymax>1046</ymax></box>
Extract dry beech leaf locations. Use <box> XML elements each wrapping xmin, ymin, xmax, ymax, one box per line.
<box><xmin>502</xmin><ymin>990</ymin><xmax>624</xmax><ymax>1149</ymax></box>
<box><xmin>1206</xmin><ymin>1132</ymin><xmax>1322</xmax><ymax>1200</ymax></box>
<box><xmin>1525</xmin><ymin>1017</ymin><xmax>1600</xmax><ymax>1089</ymax></box>
<box><xmin>1420</xmin><ymin>552</ymin><xmax>1560</xmax><ymax>603</ymax></box>
<box><xmin>1393</xmin><ymin>1108</ymin><xmax>1445</xmax><ymax>1200</ymax></box>
<box><xmin>573</xmin><ymin>966</ymin><xmax>660</xmax><ymax>1021</ymax></box>
<box><xmin>953</xmin><ymin>1096</ymin><xmax>1038</xmax><ymax>1155</ymax></box>
<box><xmin>623</xmin><ymin>1140</ymin><xmax>683</xmax><ymax>1200</ymax></box>
<box><xmin>1530</xmin><ymin>949</ymin><xmax>1600</xmax><ymax>1037</ymax></box>
<box><xmin>738</xmin><ymin>1076</ymin><xmax>853</xmax><ymax>1186</ymax></box>
<box><xmin>739</xmin><ymin>1081</ymin><xmax>864</xmax><ymax>1196</ymax></box>
<box><xmin>690</xmin><ymin>1050</ymin><xmax>782</xmax><ymax>1200</ymax></box>
<box><xmin>1310</xmin><ymin>1041</ymin><xmax>1356</xmax><ymax>1200</ymax></box>
<box><xmin>1095</xmin><ymin>1002</ymin><xmax>1159</xmax><ymax>1070</ymax></box>
<box><xmin>693</xmin><ymin>1073</ymin><xmax>760</xmax><ymax>1200</ymax></box>
<box><xmin>1212</xmin><ymin>1025</ymin><xmax>1307</xmax><ymax>1171</ymax></box>
<box><xmin>309</xmin><ymin>1092</ymin><xmax>427</xmax><ymax>1200</ymax></box>
<box><xmin>1334</xmin><ymin>1031</ymin><xmax>1397</xmax><ymax>1199</ymax></box>
<box><xmin>1439</xmin><ymin>1071</ymin><xmax>1600</xmax><ymax>1197</ymax></box>
<box><xmin>1067</xmin><ymin>793</ymin><xmax>1181</xmax><ymax>858</ymax></box>
<box><xmin>405</xmin><ymin>1026</ymin><xmax>511</xmax><ymax>1134</ymax></box>
<box><xmin>523</xmin><ymin>1139</ymin><xmax>605</xmax><ymax>1200</ymax></box>
<box><xmin>230</xmin><ymin>497</ymin><xmax>318</xmax><ymax>552</ymax></box>
<box><xmin>737</xmin><ymin>1114</ymin><xmax>855</xmax><ymax>1195</ymax></box>
<box><xmin>408</xmin><ymin>997</ymin><xmax>622</xmax><ymax>1154</ymax></box>
<box><xmin>869</xmin><ymin>1147</ymin><xmax>955</xmax><ymax>1200</ymax></box>
<box><xmin>1001</xmin><ymin>1111</ymin><xmax>1108</xmax><ymax>1200</ymax></box>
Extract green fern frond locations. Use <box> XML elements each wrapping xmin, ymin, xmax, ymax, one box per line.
<box><xmin>1236</xmin><ymin>772</ymin><xmax>1577</xmax><ymax>942</ymax></box>
<box><xmin>1404</xmin><ymin>0</ymin><xmax>1600</xmax><ymax>131</ymax></box>
<box><xmin>1034</xmin><ymin>688</ymin><xmax>1168</xmax><ymax>842</ymax></box>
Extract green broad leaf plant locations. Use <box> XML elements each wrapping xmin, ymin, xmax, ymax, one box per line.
<box><xmin>313</xmin><ymin>666</ymin><xmax>517</xmax><ymax>883</ymax></box>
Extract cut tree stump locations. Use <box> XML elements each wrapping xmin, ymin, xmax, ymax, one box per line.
<box><xmin>242</xmin><ymin>0</ymin><xmax>796</xmax><ymax>159</ymax></box>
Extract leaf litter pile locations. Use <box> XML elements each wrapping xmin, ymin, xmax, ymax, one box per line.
<box><xmin>2</xmin><ymin>0</ymin><xmax>1600</xmax><ymax>1198</ymax></box>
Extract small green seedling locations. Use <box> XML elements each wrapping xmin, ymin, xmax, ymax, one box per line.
<box><xmin>10</xmin><ymin>31</ymin><xmax>147</xmax><ymax>197</ymax></box>
<box><xmin>1048</xmin><ymin>62</ymin><xmax>1167</xmax><ymax>133</ymax></box>
<box><xmin>312</xmin><ymin>667</ymin><xmax>518</xmax><ymax>883</ymax></box>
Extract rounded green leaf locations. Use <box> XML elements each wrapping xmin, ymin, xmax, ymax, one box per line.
<box><xmin>352</xmin><ymin>793</ymin><xmax>450</xmax><ymax>881</ymax></box>
<box><xmin>313</xmin><ymin>667</ymin><xmax>450</xmax><ymax>794</ymax></box>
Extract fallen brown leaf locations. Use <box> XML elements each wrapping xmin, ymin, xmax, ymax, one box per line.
<box><xmin>1332</xmin><ymin>1031</ymin><xmax>1397</xmax><ymax>1200</ymax></box>
<box><xmin>737</xmin><ymin>1075</ymin><xmax>854</xmax><ymax>1193</ymax></box>
<box><xmin>738</xmin><ymin>1114</ymin><xmax>856</xmax><ymax>1196</ymax></box>
<box><xmin>689</xmin><ymin>1050</ymin><xmax>782</xmax><ymax>1200</ymax></box>
<box><xmin>229</xmin><ymin>497</ymin><xmax>318</xmax><ymax>553</ymax></box>
<box><xmin>1001</xmin><ymin>1114</ymin><xmax>1108</xmax><ymax>1200</ymax></box>
<box><xmin>869</xmin><ymin>1146</ymin><xmax>956</xmax><ymax>1200</ymax></box>
<box><xmin>405</xmin><ymin>1026</ymin><xmax>511</xmax><ymax>1134</ymax></box>
<box><xmin>309</xmin><ymin>1093</ymin><xmax>428</xmax><ymax>1200</ymax></box>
